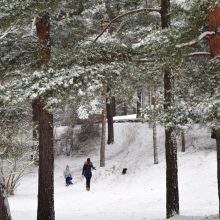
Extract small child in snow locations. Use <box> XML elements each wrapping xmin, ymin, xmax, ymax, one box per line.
<box><xmin>64</xmin><ymin>165</ymin><xmax>73</xmax><ymax>186</ymax></box>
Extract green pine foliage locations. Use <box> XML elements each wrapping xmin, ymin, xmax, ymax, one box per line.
<box><xmin>0</xmin><ymin>0</ymin><xmax>219</xmax><ymax>132</ymax></box>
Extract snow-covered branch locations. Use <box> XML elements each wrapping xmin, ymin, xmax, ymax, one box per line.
<box><xmin>133</xmin><ymin>58</ymin><xmax>156</xmax><ymax>63</ymax></box>
<box><xmin>93</xmin><ymin>7</ymin><xmax>161</xmax><ymax>43</ymax></box>
<box><xmin>30</xmin><ymin>17</ymin><xmax>37</xmax><ymax>36</ymax></box>
<box><xmin>20</xmin><ymin>18</ymin><xmax>38</xmax><ymax>40</ymax></box>
<box><xmin>188</xmin><ymin>52</ymin><xmax>211</xmax><ymax>56</ymax></box>
<box><xmin>176</xmin><ymin>31</ymin><xmax>215</xmax><ymax>48</ymax></box>
<box><xmin>0</xmin><ymin>22</ymin><xmax>17</xmax><ymax>41</ymax></box>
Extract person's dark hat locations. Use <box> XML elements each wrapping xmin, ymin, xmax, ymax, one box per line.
<box><xmin>87</xmin><ymin>158</ymin><xmax>90</xmax><ymax>162</ymax></box>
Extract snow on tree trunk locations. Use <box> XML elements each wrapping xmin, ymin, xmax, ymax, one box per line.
<box><xmin>208</xmin><ymin>6</ymin><xmax>220</xmax><ymax>216</ymax></box>
<box><xmin>35</xmin><ymin>13</ymin><xmax>55</xmax><ymax>220</ymax></box>
<box><xmin>161</xmin><ymin>0</ymin><xmax>179</xmax><ymax>217</ymax></box>
<box><xmin>106</xmin><ymin>87</ymin><xmax>114</xmax><ymax>144</ymax></box>
<box><xmin>0</xmin><ymin>171</ymin><xmax>12</xmax><ymax>220</ymax></box>
<box><xmin>100</xmin><ymin>109</ymin><xmax>106</xmax><ymax>167</ymax></box>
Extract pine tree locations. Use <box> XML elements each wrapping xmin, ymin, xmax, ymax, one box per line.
<box><xmin>106</xmin><ymin>86</ymin><xmax>114</xmax><ymax>144</ymax></box>
<box><xmin>208</xmin><ymin>5</ymin><xmax>220</xmax><ymax>216</ymax></box>
<box><xmin>175</xmin><ymin>0</ymin><xmax>220</xmax><ymax>214</ymax></box>
<box><xmin>161</xmin><ymin>0</ymin><xmax>179</xmax><ymax>217</ymax></box>
<box><xmin>35</xmin><ymin>13</ymin><xmax>55</xmax><ymax>220</ymax></box>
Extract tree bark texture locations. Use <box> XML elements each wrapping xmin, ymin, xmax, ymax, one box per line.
<box><xmin>209</xmin><ymin>7</ymin><xmax>220</xmax><ymax>57</ymax></box>
<box><xmin>35</xmin><ymin>13</ymin><xmax>55</xmax><ymax>220</ymax></box>
<box><xmin>136</xmin><ymin>91</ymin><xmax>142</xmax><ymax>118</ymax></box>
<box><xmin>165</xmin><ymin>127</ymin><xmax>179</xmax><ymax>218</ymax></box>
<box><xmin>153</xmin><ymin>123</ymin><xmax>158</xmax><ymax>164</ymax></box>
<box><xmin>32</xmin><ymin>100</ymin><xmax>40</xmax><ymax>141</ymax></box>
<box><xmin>216</xmin><ymin>128</ymin><xmax>220</xmax><ymax>216</ymax></box>
<box><xmin>106</xmin><ymin>87</ymin><xmax>114</xmax><ymax>144</ymax></box>
<box><xmin>37</xmin><ymin>100</ymin><xmax>54</xmax><ymax>220</ymax></box>
<box><xmin>0</xmin><ymin>171</ymin><xmax>11</xmax><ymax>220</ymax></box>
<box><xmin>208</xmin><ymin>6</ymin><xmax>220</xmax><ymax>216</ymax></box>
<box><xmin>181</xmin><ymin>132</ymin><xmax>185</xmax><ymax>153</ymax></box>
<box><xmin>34</xmin><ymin>11</ymin><xmax>51</xmax><ymax>145</ymax></box>
<box><xmin>161</xmin><ymin>0</ymin><xmax>180</xmax><ymax>214</ymax></box>
<box><xmin>123</xmin><ymin>102</ymin><xmax>128</xmax><ymax>115</ymax></box>
<box><xmin>36</xmin><ymin>13</ymin><xmax>51</xmax><ymax>65</ymax></box>
<box><xmin>161</xmin><ymin>0</ymin><xmax>170</xmax><ymax>29</ymax></box>
<box><xmin>164</xmin><ymin>66</ymin><xmax>179</xmax><ymax>218</ymax></box>
<box><xmin>100</xmin><ymin>109</ymin><xmax>106</xmax><ymax>167</ymax></box>
<box><xmin>112</xmin><ymin>96</ymin><xmax>116</xmax><ymax>116</ymax></box>
<box><xmin>153</xmin><ymin>92</ymin><xmax>158</xmax><ymax>164</ymax></box>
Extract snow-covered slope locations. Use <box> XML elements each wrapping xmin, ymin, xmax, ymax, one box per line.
<box><xmin>8</xmin><ymin>122</ymin><xmax>217</xmax><ymax>220</ymax></box>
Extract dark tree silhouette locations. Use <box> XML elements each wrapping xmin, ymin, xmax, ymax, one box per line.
<box><xmin>35</xmin><ymin>13</ymin><xmax>55</xmax><ymax>220</ymax></box>
<box><xmin>161</xmin><ymin>0</ymin><xmax>179</xmax><ymax>218</ymax></box>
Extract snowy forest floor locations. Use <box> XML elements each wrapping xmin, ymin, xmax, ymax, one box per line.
<box><xmin>8</xmin><ymin>122</ymin><xmax>218</xmax><ymax>220</ymax></box>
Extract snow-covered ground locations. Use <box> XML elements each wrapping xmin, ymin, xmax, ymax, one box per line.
<box><xmin>8</xmin><ymin>122</ymin><xmax>218</xmax><ymax>220</ymax></box>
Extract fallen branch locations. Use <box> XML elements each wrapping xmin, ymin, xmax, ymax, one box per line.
<box><xmin>176</xmin><ymin>31</ymin><xmax>215</xmax><ymax>48</ymax></box>
<box><xmin>93</xmin><ymin>7</ymin><xmax>161</xmax><ymax>43</ymax></box>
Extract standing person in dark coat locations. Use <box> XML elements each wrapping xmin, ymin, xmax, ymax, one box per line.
<box><xmin>82</xmin><ymin>158</ymin><xmax>96</xmax><ymax>191</ymax></box>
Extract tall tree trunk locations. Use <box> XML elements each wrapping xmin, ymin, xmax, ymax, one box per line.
<box><xmin>153</xmin><ymin>91</ymin><xmax>158</xmax><ymax>164</ymax></box>
<box><xmin>208</xmin><ymin>6</ymin><xmax>220</xmax><ymax>216</ymax></box>
<box><xmin>216</xmin><ymin>128</ymin><xmax>220</xmax><ymax>216</ymax></box>
<box><xmin>100</xmin><ymin>109</ymin><xmax>106</xmax><ymax>167</ymax></box>
<box><xmin>153</xmin><ymin>123</ymin><xmax>158</xmax><ymax>164</ymax></box>
<box><xmin>161</xmin><ymin>0</ymin><xmax>170</xmax><ymax>29</ymax></box>
<box><xmin>148</xmin><ymin>91</ymin><xmax>152</xmax><ymax>128</ymax></box>
<box><xmin>123</xmin><ymin>102</ymin><xmax>128</xmax><ymax>115</ymax></box>
<box><xmin>32</xmin><ymin>100</ymin><xmax>39</xmax><ymax>141</ymax></box>
<box><xmin>164</xmin><ymin>126</ymin><xmax>179</xmax><ymax>218</ymax></box>
<box><xmin>32</xmin><ymin>100</ymin><xmax>40</xmax><ymax>165</ymax></box>
<box><xmin>35</xmin><ymin>13</ymin><xmax>55</xmax><ymax>220</ymax></box>
<box><xmin>106</xmin><ymin>87</ymin><xmax>114</xmax><ymax>144</ymax></box>
<box><xmin>161</xmin><ymin>0</ymin><xmax>179</xmax><ymax>217</ymax></box>
<box><xmin>136</xmin><ymin>91</ymin><xmax>142</xmax><ymax>118</ymax></box>
<box><xmin>164</xmin><ymin>67</ymin><xmax>179</xmax><ymax>218</ymax></box>
<box><xmin>37</xmin><ymin>100</ymin><xmax>54</xmax><ymax>220</ymax></box>
<box><xmin>181</xmin><ymin>132</ymin><xmax>185</xmax><ymax>152</ymax></box>
<box><xmin>0</xmin><ymin>171</ymin><xmax>11</xmax><ymax>220</ymax></box>
<box><xmin>112</xmin><ymin>97</ymin><xmax>116</xmax><ymax>116</ymax></box>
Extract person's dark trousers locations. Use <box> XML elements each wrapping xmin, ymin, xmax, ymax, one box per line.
<box><xmin>86</xmin><ymin>176</ymin><xmax>91</xmax><ymax>189</ymax></box>
<box><xmin>66</xmin><ymin>176</ymin><xmax>73</xmax><ymax>185</ymax></box>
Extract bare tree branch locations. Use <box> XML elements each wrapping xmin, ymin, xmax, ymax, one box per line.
<box><xmin>93</xmin><ymin>7</ymin><xmax>161</xmax><ymax>43</ymax></box>
<box><xmin>176</xmin><ymin>31</ymin><xmax>215</xmax><ymax>48</ymax></box>
<box><xmin>30</xmin><ymin>17</ymin><xmax>37</xmax><ymax>36</ymax></box>
<box><xmin>0</xmin><ymin>21</ymin><xmax>18</xmax><ymax>41</ymax></box>
<box><xmin>188</xmin><ymin>52</ymin><xmax>211</xmax><ymax>56</ymax></box>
